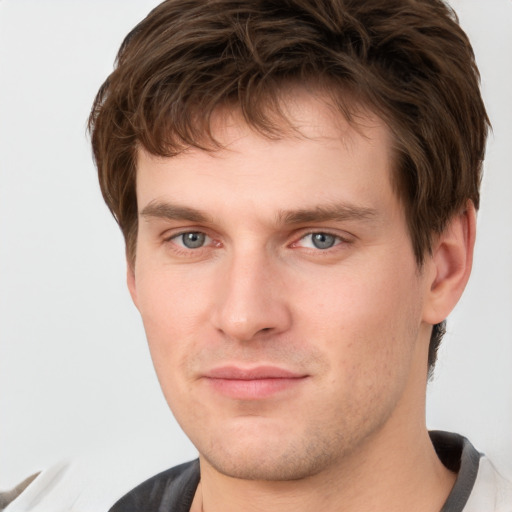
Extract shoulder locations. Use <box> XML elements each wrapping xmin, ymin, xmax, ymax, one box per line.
<box><xmin>430</xmin><ymin>431</ymin><xmax>512</xmax><ymax>511</ymax></box>
<box><xmin>3</xmin><ymin>456</ymin><xmax>199</xmax><ymax>512</ymax></box>
<box><xmin>108</xmin><ymin>459</ymin><xmax>200</xmax><ymax>512</ymax></box>
<box><xmin>464</xmin><ymin>455</ymin><xmax>512</xmax><ymax>512</ymax></box>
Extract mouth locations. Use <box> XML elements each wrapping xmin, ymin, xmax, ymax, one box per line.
<box><xmin>202</xmin><ymin>366</ymin><xmax>309</xmax><ymax>400</ymax></box>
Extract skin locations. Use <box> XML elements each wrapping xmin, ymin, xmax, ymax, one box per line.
<box><xmin>128</xmin><ymin>91</ymin><xmax>475</xmax><ymax>512</ymax></box>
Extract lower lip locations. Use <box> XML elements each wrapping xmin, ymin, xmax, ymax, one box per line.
<box><xmin>205</xmin><ymin>377</ymin><xmax>307</xmax><ymax>400</ymax></box>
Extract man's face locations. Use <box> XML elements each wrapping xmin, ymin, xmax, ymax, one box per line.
<box><xmin>129</xmin><ymin>93</ymin><xmax>434</xmax><ymax>481</ymax></box>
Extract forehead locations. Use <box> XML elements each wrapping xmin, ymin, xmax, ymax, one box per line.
<box><xmin>135</xmin><ymin>91</ymin><xmax>397</xmax><ymax>220</ymax></box>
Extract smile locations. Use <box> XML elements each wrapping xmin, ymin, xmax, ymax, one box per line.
<box><xmin>203</xmin><ymin>366</ymin><xmax>309</xmax><ymax>400</ymax></box>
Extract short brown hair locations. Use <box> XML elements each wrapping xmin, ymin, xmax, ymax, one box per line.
<box><xmin>89</xmin><ymin>0</ymin><xmax>489</xmax><ymax>371</ymax></box>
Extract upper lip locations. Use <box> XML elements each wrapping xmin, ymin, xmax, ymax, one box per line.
<box><xmin>204</xmin><ymin>366</ymin><xmax>306</xmax><ymax>380</ymax></box>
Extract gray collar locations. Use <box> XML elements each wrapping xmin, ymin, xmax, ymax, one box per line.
<box><xmin>430</xmin><ymin>431</ymin><xmax>481</xmax><ymax>512</ymax></box>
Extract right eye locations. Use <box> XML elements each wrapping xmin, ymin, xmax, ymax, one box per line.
<box><xmin>298</xmin><ymin>232</ymin><xmax>340</xmax><ymax>250</ymax></box>
<box><xmin>171</xmin><ymin>232</ymin><xmax>211</xmax><ymax>249</ymax></box>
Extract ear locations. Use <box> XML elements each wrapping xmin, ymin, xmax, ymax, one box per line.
<box><xmin>127</xmin><ymin>262</ymin><xmax>139</xmax><ymax>310</ymax></box>
<box><xmin>422</xmin><ymin>200</ymin><xmax>476</xmax><ymax>325</ymax></box>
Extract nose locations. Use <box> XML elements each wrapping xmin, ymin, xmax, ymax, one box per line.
<box><xmin>212</xmin><ymin>250</ymin><xmax>292</xmax><ymax>342</ymax></box>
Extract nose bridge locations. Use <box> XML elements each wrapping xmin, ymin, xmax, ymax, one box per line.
<box><xmin>213</xmin><ymin>244</ymin><xmax>290</xmax><ymax>341</ymax></box>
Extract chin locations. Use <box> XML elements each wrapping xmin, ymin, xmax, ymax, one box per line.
<box><xmin>198</xmin><ymin>426</ymin><xmax>344</xmax><ymax>482</ymax></box>
<box><xmin>203</xmin><ymin>451</ymin><xmax>335</xmax><ymax>481</ymax></box>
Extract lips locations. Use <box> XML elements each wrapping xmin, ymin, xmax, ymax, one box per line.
<box><xmin>203</xmin><ymin>366</ymin><xmax>308</xmax><ymax>400</ymax></box>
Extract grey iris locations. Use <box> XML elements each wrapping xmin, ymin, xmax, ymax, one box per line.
<box><xmin>312</xmin><ymin>233</ymin><xmax>336</xmax><ymax>249</ymax></box>
<box><xmin>182</xmin><ymin>232</ymin><xmax>205</xmax><ymax>249</ymax></box>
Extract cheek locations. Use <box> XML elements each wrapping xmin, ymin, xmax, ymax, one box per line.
<box><xmin>293</xmin><ymin>257</ymin><xmax>423</xmax><ymax>376</ymax></box>
<box><xmin>134</xmin><ymin>268</ymin><xmax>212</xmax><ymax>375</ymax></box>
<box><xmin>137</xmin><ymin>261</ymin><xmax>212</xmax><ymax>323</ymax></box>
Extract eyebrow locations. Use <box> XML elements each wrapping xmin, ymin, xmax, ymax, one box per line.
<box><xmin>140</xmin><ymin>200</ymin><xmax>378</xmax><ymax>227</ymax></box>
<box><xmin>140</xmin><ymin>201</ymin><xmax>211</xmax><ymax>223</ymax></box>
<box><xmin>277</xmin><ymin>204</ymin><xmax>378</xmax><ymax>225</ymax></box>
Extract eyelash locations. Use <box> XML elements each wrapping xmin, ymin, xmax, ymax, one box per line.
<box><xmin>291</xmin><ymin>231</ymin><xmax>349</xmax><ymax>251</ymax></box>
<box><xmin>165</xmin><ymin>231</ymin><xmax>218</xmax><ymax>255</ymax></box>
<box><xmin>164</xmin><ymin>229</ymin><xmax>351</xmax><ymax>255</ymax></box>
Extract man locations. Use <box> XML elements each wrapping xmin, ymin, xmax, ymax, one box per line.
<box><xmin>2</xmin><ymin>0</ymin><xmax>509</xmax><ymax>511</ymax></box>
<box><xmin>85</xmin><ymin>0</ymin><xmax>512</xmax><ymax>511</ymax></box>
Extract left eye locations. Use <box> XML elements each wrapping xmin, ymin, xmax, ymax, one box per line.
<box><xmin>299</xmin><ymin>233</ymin><xmax>340</xmax><ymax>250</ymax></box>
<box><xmin>172</xmin><ymin>232</ymin><xmax>211</xmax><ymax>249</ymax></box>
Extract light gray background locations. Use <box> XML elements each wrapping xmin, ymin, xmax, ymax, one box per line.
<box><xmin>1</xmin><ymin>0</ymin><xmax>511</xmax><ymax>490</ymax></box>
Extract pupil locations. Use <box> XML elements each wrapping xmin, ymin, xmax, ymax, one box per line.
<box><xmin>183</xmin><ymin>232</ymin><xmax>205</xmax><ymax>248</ymax></box>
<box><xmin>312</xmin><ymin>233</ymin><xmax>335</xmax><ymax>249</ymax></box>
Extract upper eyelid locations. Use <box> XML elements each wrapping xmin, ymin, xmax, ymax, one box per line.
<box><xmin>289</xmin><ymin>231</ymin><xmax>353</xmax><ymax>251</ymax></box>
<box><xmin>160</xmin><ymin>228</ymin><xmax>353</xmax><ymax>247</ymax></box>
<box><xmin>165</xmin><ymin>231</ymin><xmax>215</xmax><ymax>254</ymax></box>
<box><xmin>162</xmin><ymin>227</ymin><xmax>212</xmax><ymax>240</ymax></box>
<box><xmin>300</xmin><ymin>229</ymin><xmax>344</xmax><ymax>237</ymax></box>
<box><xmin>169</xmin><ymin>230</ymin><xmax>209</xmax><ymax>238</ymax></box>
<box><xmin>168</xmin><ymin>230</ymin><xmax>212</xmax><ymax>243</ymax></box>
<box><xmin>296</xmin><ymin>232</ymin><xmax>344</xmax><ymax>243</ymax></box>
<box><xmin>295</xmin><ymin>229</ymin><xmax>353</xmax><ymax>241</ymax></box>
<box><xmin>162</xmin><ymin>229</ymin><xmax>352</xmax><ymax>239</ymax></box>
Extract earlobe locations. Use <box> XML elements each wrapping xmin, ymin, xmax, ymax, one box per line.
<box><xmin>422</xmin><ymin>201</ymin><xmax>476</xmax><ymax>325</ymax></box>
<box><xmin>127</xmin><ymin>263</ymin><xmax>139</xmax><ymax>309</ymax></box>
